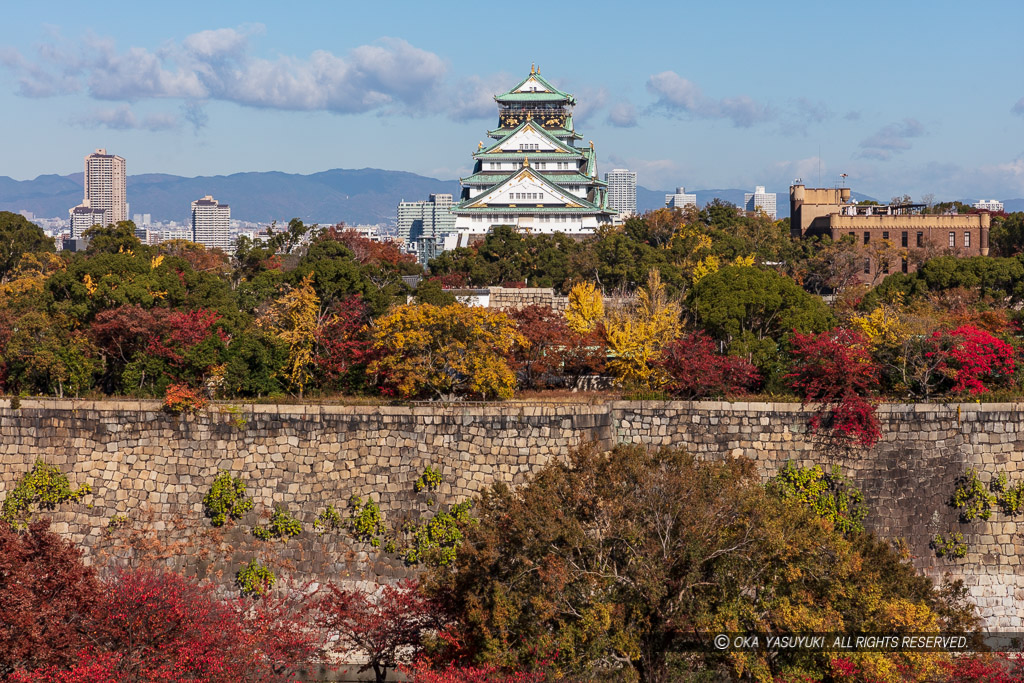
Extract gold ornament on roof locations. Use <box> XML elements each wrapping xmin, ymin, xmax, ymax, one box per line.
<box><xmin>531</xmin><ymin>63</ymin><xmax>535</xmax><ymax>74</ymax></box>
<box><xmin>523</xmin><ymin>156</ymin><xmax>529</xmax><ymax>167</ymax></box>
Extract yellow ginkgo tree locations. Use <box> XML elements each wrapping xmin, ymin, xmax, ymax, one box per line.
<box><xmin>260</xmin><ymin>273</ymin><xmax>322</xmax><ymax>397</ymax></box>
<box><xmin>369</xmin><ymin>302</ymin><xmax>526</xmax><ymax>401</ymax></box>
<box><xmin>565</xmin><ymin>281</ymin><xmax>604</xmax><ymax>334</ymax></box>
<box><xmin>603</xmin><ymin>270</ymin><xmax>682</xmax><ymax>391</ymax></box>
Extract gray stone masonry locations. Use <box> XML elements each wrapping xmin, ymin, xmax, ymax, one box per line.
<box><xmin>1</xmin><ymin>399</ymin><xmax>1022</xmax><ymax>629</ymax></box>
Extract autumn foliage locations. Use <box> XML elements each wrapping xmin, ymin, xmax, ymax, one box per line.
<box><xmin>508</xmin><ymin>305</ymin><xmax>605</xmax><ymax>389</ymax></box>
<box><xmin>786</xmin><ymin>328</ymin><xmax>882</xmax><ymax>447</ymax></box>
<box><xmin>657</xmin><ymin>332</ymin><xmax>761</xmax><ymax>398</ymax></box>
<box><xmin>1</xmin><ymin>520</ymin><xmax>316</xmax><ymax>682</ymax></box>
<box><xmin>369</xmin><ymin>303</ymin><xmax>526</xmax><ymax>400</ymax></box>
<box><xmin>314</xmin><ymin>579</ymin><xmax>441</xmax><ymax>683</ymax></box>
<box><xmin>929</xmin><ymin>324</ymin><xmax>1016</xmax><ymax>395</ymax></box>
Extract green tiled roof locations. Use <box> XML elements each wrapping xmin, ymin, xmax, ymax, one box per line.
<box><xmin>454</xmin><ymin>166</ymin><xmax>607</xmax><ymax>214</ymax></box>
<box><xmin>461</xmin><ymin>172</ymin><xmax>600</xmax><ymax>186</ymax></box>
<box><xmin>478</xmin><ymin>119</ymin><xmax>577</xmax><ymax>155</ymax></box>
<box><xmin>472</xmin><ymin>152</ymin><xmax>584</xmax><ymax>161</ymax></box>
<box><xmin>495</xmin><ymin>91</ymin><xmax>573</xmax><ymax>103</ymax></box>
<box><xmin>495</xmin><ymin>72</ymin><xmax>574</xmax><ymax>104</ymax></box>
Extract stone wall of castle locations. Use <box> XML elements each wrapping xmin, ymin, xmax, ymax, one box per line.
<box><xmin>1</xmin><ymin>399</ymin><xmax>1021</xmax><ymax>628</ymax></box>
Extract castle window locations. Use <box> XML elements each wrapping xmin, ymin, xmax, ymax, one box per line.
<box><xmin>949</xmin><ymin>232</ymin><xmax>956</xmax><ymax>248</ymax></box>
<box><xmin>916</xmin><ymin>232</ymin><xmax>923</xmax><ymax>247</ymax></box>
<box><xmin>965</xmin><ymin>232</ymin><xmax>971</xmax><ymax>248</ymax></box>
<box><xmin>902</xmin><ymin>257</ymin><xmax>908</xmax><ymax>273</ymax></box>
<box><xmin>864</xmin><ymin>232</ymin><xmax>870</xmax><ymax>244</ymax></box>
<box><xmin>863</xmin><ymin>258</ymin><xmax>870</xmax><ymax>274</ymax></box>
<box><xmin>902</xmin><ymin>231</ymin><xmax>908</xmax><ymax>247</ymax></box>
<box><xmin>882</xmin><ymin>231</ymin><xmax>889</xmax><ymax>240</ymax></box>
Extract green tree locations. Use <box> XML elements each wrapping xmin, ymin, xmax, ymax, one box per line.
<box><xmin>0</xmin><ymin>211</ymin><xmax>54</xmax><ymax>282</ymax></box>
<box><xmin>688</xmin><ymin>265</ymin><xmax>833</xmax><ymax>383</ymax></box>
<box><xmin>83</xmin><ymin>221</ymin><xmax>143</xmax><ymax>256</ymax></box>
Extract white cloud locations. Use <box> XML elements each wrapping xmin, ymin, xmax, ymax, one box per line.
<box><xmin>2</xmin><ymin>28</ymin><xmax>452</xmax><ymax>119</ymax></box>
<box><xmin>645</xmin><ymin>71</ymin><xmax>772</xmax><ymax>128</ymax></box>
<box><xmin>71</xmin><ymin>104</ymin><xmax>179</xmax><ymax>131</ymax></box>
<box><xmin>607</xmin><ymin>101</ymin><xmax>638</xmax><ymax>128</ymax></box>
<box><xmin>858</xmin><ymin>118</ymin><xmax>925</xmax><ymax>160</ymax></box>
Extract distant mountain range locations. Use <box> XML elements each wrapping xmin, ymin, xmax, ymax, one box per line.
<box><xmin>1</xmin><ymin>167</ymin><xmax>1018</xmax><ymax>225</ymax></box>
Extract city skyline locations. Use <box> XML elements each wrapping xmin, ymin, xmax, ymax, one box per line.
<box><xmin>1</xmin><ymin>1</ymin><xmax>1023</xmax><ymax>202</ymax></box>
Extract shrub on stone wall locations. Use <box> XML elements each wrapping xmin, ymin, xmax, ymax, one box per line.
<box><xmin>236</xmin><ymin>559</ymin><xmax>275</xmax><ymax>597</ymax></box>
<box><xmin>951</xmin><ymin>469</ymin><xmax>994</xmax><ymax>522</ymax></box>
<box><xmin>202</xmin><ymin>470</ymin><xmax>254</xmax><ymax>527</ymax></box>
<box><xmin>253</xmin><ymin>505</ymin><xmax>303</xmax><ymax>541</ymax></box>
<box><xmin>0</xmin><ymin>460</ymin><xmax>91</xmax><ymax>530</ymax></box>
<box><xmin>768</xmin><ymin>462</ymin><xmax>868</xmax><ymax>534</ymax></box>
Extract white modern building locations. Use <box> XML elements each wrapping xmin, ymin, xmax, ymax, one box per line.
<box><xmin>973</xmin><ymin>199</ymin><xmax>1004</xmax><ymax>212</ymax></box>
<box><xmin>604</xmin><ymin>169</ymin><xmax>637</xmax><ymax>219</ymax></box>
<box><xmin>398</xmin><ymin>194</ymin><xmax>458</xmax><ymax>264</ymax></box>
<box><xmin>743</xmin><ymin>185</ymin><xmax>777</xmax><ymax>219</ymax></box>
<box><xmin>448</xmin><ymin>67</ymin><xmax>616</xmax><ymax>246</ymax></box>
<box><xmin>397</xmin><ymin>194</ymin><xmax>456</xmax><ymax>243</ymax></box>
<box><xmin>665</xmin><ymin>187</ymin><xmax>697</xmax><ymax>210</ymax></box>
<box><xmin>68</xmin><ymin>201</ymin><xmax>107</xmax><ymax>239</ymax></box>
<box><xmin>190</xmin><ymin>195</ymin><xmax>231</xmax><ymax>250</ymax></box>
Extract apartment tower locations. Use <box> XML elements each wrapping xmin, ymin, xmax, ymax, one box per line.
<box><xmin>84</xmin><ymin>149</ymin><xmax>127</xmax><ymax>225</ymax></box>
<box><xmin>190</xmin><ymin>195</ymin><xmax>231</xmax><ymax>251</ymax></box>
<box><xmin>604</xmin><ymin>169</ymin><xmax>637</xmax><ymax>219</ymax></box>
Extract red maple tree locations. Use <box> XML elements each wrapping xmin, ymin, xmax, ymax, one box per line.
<box><xmin>313</xmin><ymin>579</ymin><xmax>441</xmax><ymax>683</ymax></box>
<box><xmin>657</xmin><ymin>332</ymin><xmax>761</xmax><ymax>399</ymax></box>
<box><xmin>786</xmin><ymin>327</ymin><xmax>881</xmax><ymax>447</ymax></box>
<box><xmin>2</xmin><ymin>526</ymin><xmax>318</xmax><ymax>682</ymax></box>
<box><xmin>928</xmin><ymin>324</ymin><xmax>1016</xmax><ymax>395</ymax></box>
<box><xmin>0</xmin><ymin>520</ymin><xmax>104</xmax><ymax>677</ymax></box>
<box><xmin>314</xmin><ymin>295</ymin><xmax>375</xmax><ymax>391</ymax></box>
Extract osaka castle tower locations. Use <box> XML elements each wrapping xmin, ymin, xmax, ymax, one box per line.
<box><xmin>448</xmin><ymin>66</ymin><xmax>617</xmax><ymax>246</ymax></box>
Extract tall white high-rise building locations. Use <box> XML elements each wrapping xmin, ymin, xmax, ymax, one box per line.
<box><xmin>743</xmin><ymin>185</ymin><xmax>777</xmax><ymax>219</ymax></box>
<box><xmin>974</xmin><ymin>199</ymin><xmax>1004</xmax><ymax>212</ymax></box>
<box><xmin>190</xmin><ymin>195</ymin><xmax>231</xmax><ymax>250</ymax></box>
<box><xmin>665</xmin><ymin>187</ymin><xmax>697</xmax><ymax>210</ymax></box>
<box><xmin>604</xmin><ymin>169</ymin><xmax>637</xmax><ymax>219</ymax></box>
<box><xmin>68</xmin><ymin>148</ymin><xmax>127</xmax><ymax>238</ymax></box>
<box><xmin>398</xmin><ymin>193</ymin><xmax>456</xmax><ymax>246</ymax></box>
<box><xmin>83</xmin><ymin>149</ymin><xmax>127</xmax><ymax>225</ymax></box>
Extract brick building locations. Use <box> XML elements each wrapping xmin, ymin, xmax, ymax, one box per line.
<box><xmin>790</xmin><ymin>183</ymin><xmax>990</xmax><ymax>282</ymax></box>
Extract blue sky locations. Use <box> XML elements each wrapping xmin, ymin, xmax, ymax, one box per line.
<box><xmin>2</xmin><ymin>0</ymin><xmax>1023</xmax><ymax>201</ymax></box>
